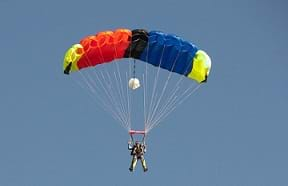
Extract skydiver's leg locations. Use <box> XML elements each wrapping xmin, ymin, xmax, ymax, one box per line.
<box><xmin>129</xmin><ymin>155</ymin><xmax>137</xmax><ymax>172</ymax></box>
<box><xmin>140</xmin><ymin>156</ymin><xmax>148</xmax><ymax>172</ymax></box>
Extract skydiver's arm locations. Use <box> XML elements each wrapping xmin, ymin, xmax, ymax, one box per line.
<box><xmin>128</xmin><ymin>141</ymin><xmax>133</xmax><ymax>150</ymax></box>
<box><xmin>143</xmin><ymin>144</ymin><xmax>147</xmax><ymax>153</ymax></box>
<box><xmin>128</xmin><ymin>133</ymin><xmax>135</xmax><ymax>150</ymax></box>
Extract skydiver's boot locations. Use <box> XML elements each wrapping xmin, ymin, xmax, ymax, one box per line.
<box><xmin>129</xmin><ymin>156</ymin><xmax>137</xmax><ymax>172</ymax></box>
<box><xmin>140</xmin><ymin>156</ymin><xmax>148</xmax><ymax>172</ymax></box>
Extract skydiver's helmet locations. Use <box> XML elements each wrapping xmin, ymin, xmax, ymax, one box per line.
<box><xmin>135</xmin><ymin>141</ymin><xmax>140</xmax><ymax>147</ymax></box>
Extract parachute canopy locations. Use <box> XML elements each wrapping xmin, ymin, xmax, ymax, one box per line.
<box><xmin>63</xmin><ymin>28</ymin><xmax>212</xmax><ymax>133</ymax></box>
<box><xmin>63</xmin><ymin>29</ymin><xmax>211</xmax><ymax>83</ymax></box>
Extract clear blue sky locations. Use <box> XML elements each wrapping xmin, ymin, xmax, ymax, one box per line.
<box><xmin>0</xmin><ymin>0</ymin><xmax>287</xmax><ymax>185</ymax></box>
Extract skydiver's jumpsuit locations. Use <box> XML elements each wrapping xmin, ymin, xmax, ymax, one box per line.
<box><xmin>128</xmin><ymin>142</ymin><xmax>148</xmax><ymax>172</ymax></box>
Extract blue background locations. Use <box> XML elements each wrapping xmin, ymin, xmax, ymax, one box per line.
<box><xmin>0</xmin><ymin>0</ymin><xmax>287</xmax><ymax>185</ymax></box>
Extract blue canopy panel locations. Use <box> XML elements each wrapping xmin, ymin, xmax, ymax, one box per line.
<box><xmin>139</xmin><ymin>31</ymin><xmax>198</xmax><ymax>77</ymax></box>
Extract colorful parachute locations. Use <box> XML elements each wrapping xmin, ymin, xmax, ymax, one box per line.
<box><xmin>63</xmin><ymin>29</ymin><xmax>211</xmax><ymax>83</ymax></box>
<box><xmin>63</xmin><ymin>28</ymin><xmax>211</xmax><ymax>133</ymax></box>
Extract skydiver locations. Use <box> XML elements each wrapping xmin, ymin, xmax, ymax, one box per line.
<box><xmin>128</xmin><ymin>140</ymin><xmax>148</xmax><ymax>172</ymax></box>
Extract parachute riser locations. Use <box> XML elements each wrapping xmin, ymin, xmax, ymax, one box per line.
<box><xmin>129</xmin><ymin>130</ymin><xmax>146</xmax><ymax>143</ymax></box>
